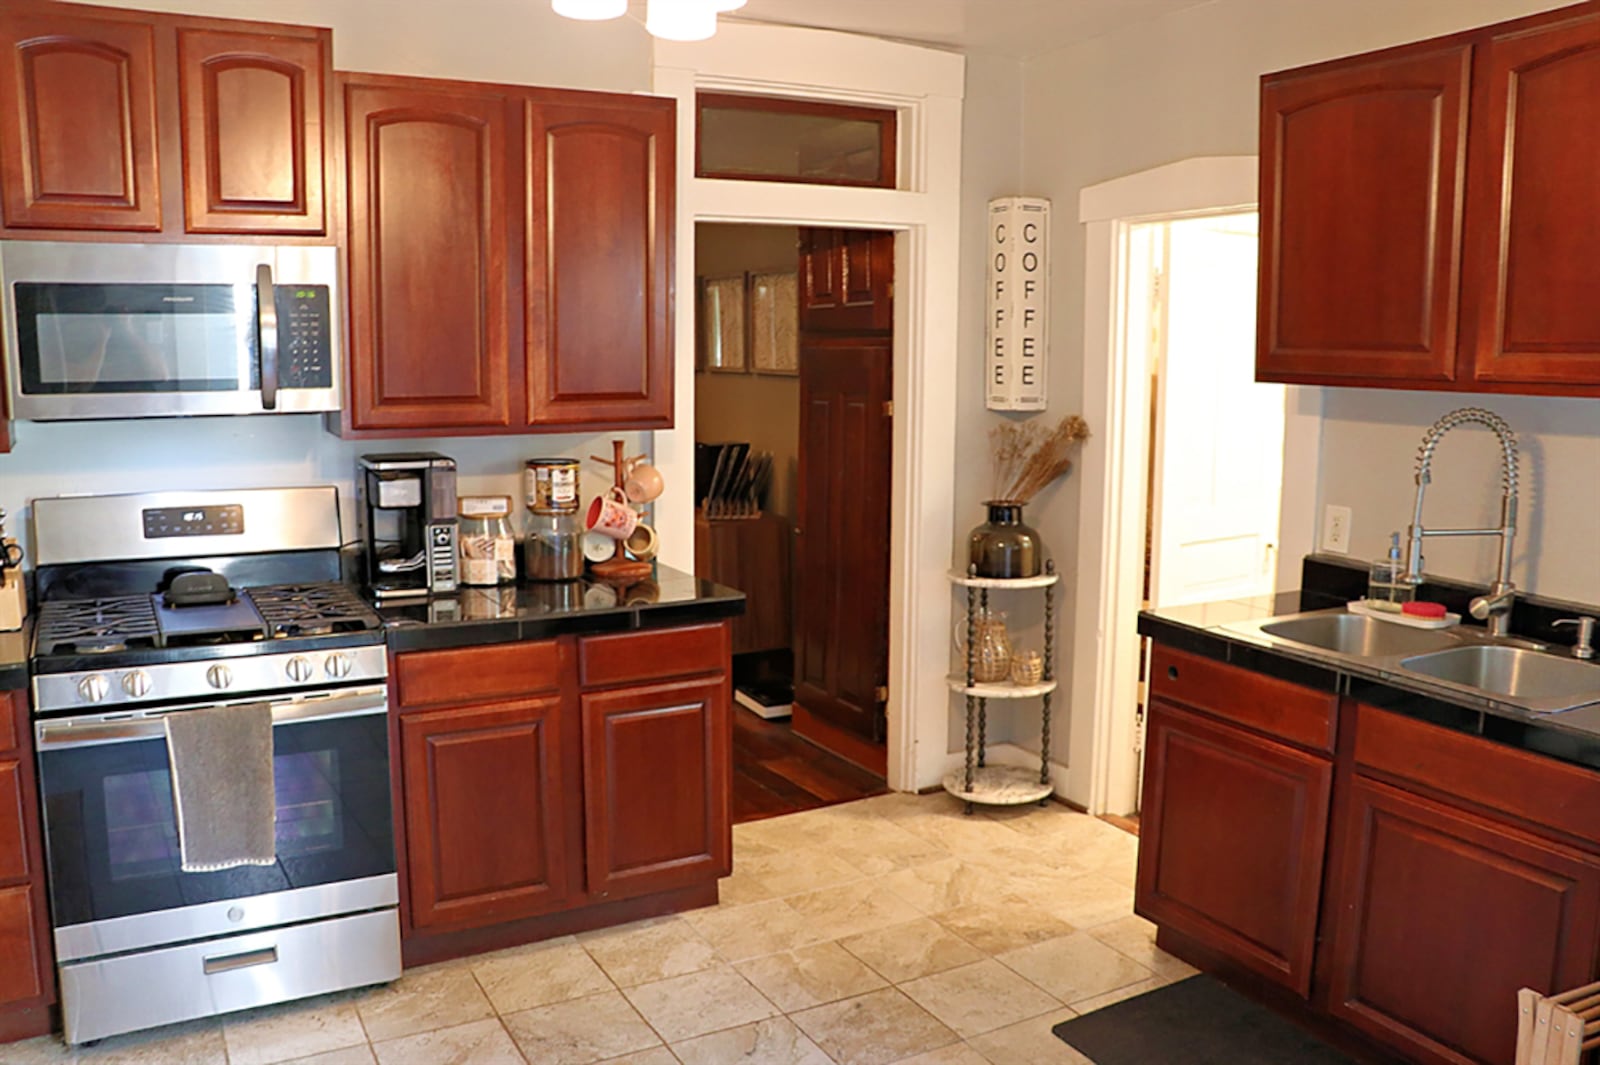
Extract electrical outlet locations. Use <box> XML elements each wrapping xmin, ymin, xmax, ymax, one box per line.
<box><xmin>1323</xmin><ymin>504</ymin><xmax>1352</xmax><ymax>554</ymax></box>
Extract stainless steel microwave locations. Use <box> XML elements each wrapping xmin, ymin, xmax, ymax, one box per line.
<box><xmin>2</xmin><ymin>241</ymin><xmax>340</xmax><ymax>420</ymax></box>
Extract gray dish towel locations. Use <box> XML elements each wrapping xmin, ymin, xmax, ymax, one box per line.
<box><xmin>164</xmin><ymin>703</ymin><xmax>277</xmax><ymax>873</ymax></box>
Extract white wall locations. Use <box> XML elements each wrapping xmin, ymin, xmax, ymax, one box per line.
<box><xmin>1013</xmin><ymin>0</ymin><xmax>1596</xmax><ymax>776</ymax></box>
<box><xmin>0</xmin><ymin>0</ymin><xmax>659</xmax><ymax>558</ymax></box>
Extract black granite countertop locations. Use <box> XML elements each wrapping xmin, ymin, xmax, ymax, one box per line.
<box><xmin>374</xmin><ymin>563</ymin><xmax>746</xmax><ymax>653</ymax></box>
<box><xmin>1140</xmin><ymin>590</ymin><xmax>1600</xmax><ymax>773</ymax></box>
<box><xmin>0</xmin><ymin>626</ymin><xmax>26</xmax><ymax>691</ymax></box>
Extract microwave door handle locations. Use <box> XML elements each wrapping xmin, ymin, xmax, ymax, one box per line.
<box><xmin>256</xmin><ymin>262</ymin><xmax>278</xmax><ymax>410</ymax></box>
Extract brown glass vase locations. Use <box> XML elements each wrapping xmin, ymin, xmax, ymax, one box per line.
<box><xmin>968</xmin><ymin>500</ymin><xmax>1043</xmax><ymax>578</ymax></box>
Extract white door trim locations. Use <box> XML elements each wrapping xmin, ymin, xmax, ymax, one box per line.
<box><xmin>1071</xmin><ymin>156</ymin><xmax>1318</xmax><ymax>814</ymax></box>
<box><xmin>652</xmin><ymin>24</ymin><xmax>965</xmax><ymax>792</ymax></box>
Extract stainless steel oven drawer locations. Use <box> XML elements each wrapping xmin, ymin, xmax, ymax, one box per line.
<box><xmin>59</xmin><ymin>906</ymin><xmax>400</xmax><ymax>1045</ymax></box>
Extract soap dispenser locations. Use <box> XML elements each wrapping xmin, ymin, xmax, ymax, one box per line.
<box><xmin>1368</xmin><ymin>532</ymin><xmax>1414</xmax><ymax>605</ymax></box>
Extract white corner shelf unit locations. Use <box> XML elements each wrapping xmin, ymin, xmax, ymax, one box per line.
<box><xmin>943</xmin><ymin>561</ymin><xmax>1058</xmax><ymax>813</ymax></box>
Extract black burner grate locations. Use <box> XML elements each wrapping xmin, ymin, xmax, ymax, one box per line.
<box><xmin>246</xmin><ymin>583</ymin><xmax>381</xmax><ymax>638</ymax></box>
<box><xmin>35</xmin><ymin>596</ymin><xmax>161</xmax><ymax>655</ymax></box>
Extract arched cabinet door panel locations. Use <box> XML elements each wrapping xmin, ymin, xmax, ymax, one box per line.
<box><xmin>178</xmin><ymin>27</ymin><xmax>330</xmax><ymax>235</ymax></box>
<box><xmin>0</xmin><ymin>12</ymin><xmax>161</xmax><ymax>231</ymax></box>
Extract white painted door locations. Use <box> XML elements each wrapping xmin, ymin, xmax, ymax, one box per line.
<box><xmin>1148</xmin><ymin>213</ymin><xmax>1286</xmax><ymax>609</ymax></box>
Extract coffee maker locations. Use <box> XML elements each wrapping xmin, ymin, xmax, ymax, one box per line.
<box><xmin>357</xmin><ymin>452</ymin><xmax>458</xmax><ymax>600</ymax></box>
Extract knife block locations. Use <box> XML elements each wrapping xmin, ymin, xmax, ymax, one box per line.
<box><xmin>0</xmin><ymin>545</ymin><xmax>24</xmax><ymax>633</ymax></box>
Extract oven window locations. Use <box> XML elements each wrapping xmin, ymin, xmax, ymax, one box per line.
<box><xmin>14</xmin><ymin>283</ymin><xmax>252</xmax><ymax>394</ymax></box>
<box><xmin>39</xmin><ymin>712</ymin><xmax>393</xmax><ymax>928</ymax></box>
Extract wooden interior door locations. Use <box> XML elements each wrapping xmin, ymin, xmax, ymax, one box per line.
<box><xmin>793</xmin><ymin>332</ymin><xmax>892</xmax><ymax>755</ymax></box>
<box><xmin>0</xmin><ymin>10</ymin><xmax>162</xmax><ymax>231</ymax></box>
<box><xmin>524</xmin><ymin>93</ymin><xmax>674</xmax><ymax>430</ymax></box>
<box><xmin>343</xmin><ymin>77</ymin><xmax>516</xmax><ymax>431</ymax></box>
<box><xmin>1257</xmin><ymin>44</ymin><xmax>1471</xmax><ymax>385</ymax></box>
<box><xmin>1461</xmin><ymin>9</ymin><xmax>1600</xmax><ymax>390</ymax></box>
<box><xmin>177</xmin><ymin>27</ymin><xmax>330</xmax><ymax>235</ymax></box>
<box><xmin>799</xmin><ymin>228</ymin><xmax>893</xmax><ymax>333</ymax></box>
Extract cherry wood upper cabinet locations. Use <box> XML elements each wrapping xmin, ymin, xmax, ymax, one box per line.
<box><xmin>177</xmin><ymin>27</ymin><xmax>330</xmax><ymax>235</ymax></box>
<box><xmin>1328</xmin><ymin>775</ymin><xmax>1600</xmax><ymax>1065</ymax></box>
<box><xmin>799</xmin><ymin>228</ymin><xmax>893</xmax><ymax>333</ymax></box>
<box><xmin>1257</xmin><ymin>43</ymin><xmax>1471</xmax><ymax>385</ymax></box>
<box><xmin>581</xmin><ymin>674</ymin><xmax>731</xmax><ymax>903</ymax></box>
<box><xmin>343</xmin><ymin>76</ymin><xmax>516</xmax><ymax>432</ymax></box>
<box><xmin>525</xmin><ymin>94</ymin><xmax>674</xmax><ymax>430</ymax></box>
<box><xmin>0</xmin><ymin>9</ymin><xmax>162</xmax><ymax>231</ymax></box>
<box><xmin>1460</xmin><ymin>8</ymin><xmax>1600</xmax><ymax>389</ymax></box>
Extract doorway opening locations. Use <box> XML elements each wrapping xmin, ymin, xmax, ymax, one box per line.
<box><xmin>1121</xmin><ymin>210</ymin><xmax>1285</xmax><ymax>816</ymax></box>
<box><xmin>693</xmin><ymin>221</ymin><xmax>894</xmax><ymax>823</ymax></box>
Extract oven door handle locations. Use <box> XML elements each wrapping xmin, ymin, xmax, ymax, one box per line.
<box><xmin>35</xmin><ymin>686</ymin><xmax>387</xmax><ymax>750</ymax></box>
<box><xmin>256</xmin><ymin>262</ymin><xmax>279</xmax><ymax>411</ymax></box>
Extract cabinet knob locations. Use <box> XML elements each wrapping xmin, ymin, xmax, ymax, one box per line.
<box><xmin>1167</xmin><ymin>665</ymin><xmax>1179</xmax><ymax>681</ymax></box>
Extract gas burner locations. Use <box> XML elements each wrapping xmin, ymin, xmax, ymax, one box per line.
<box><xmin>35</xmin><ymin>597</ymin><xmax>160</xmax><ymax>656</ymax></box>
<box><xmin>247</xmin><ymin>583</ymin><xmax>381</xmax><ymax>638</ymax></box>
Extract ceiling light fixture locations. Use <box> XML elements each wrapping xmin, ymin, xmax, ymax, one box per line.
<box><xmin>644</xmin><ymin>0</ymin><xmax>717</xmax><ymax>41</ymax></box>
<box><xmin>551</xmin><ymin>0</ymin><xmax>627</xmax><ymax>19</ymax></box>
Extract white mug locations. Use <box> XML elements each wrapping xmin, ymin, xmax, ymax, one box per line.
<box><xmin>624</xmin><ymin>521</ymin><xmax>659</xmax><ymax>561</ymax></box>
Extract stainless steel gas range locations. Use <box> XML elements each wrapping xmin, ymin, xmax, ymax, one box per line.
<box><xmin>27</xmin><ymin>487</ymin><xmax>400</xmax><ymax>1045</ymax></box>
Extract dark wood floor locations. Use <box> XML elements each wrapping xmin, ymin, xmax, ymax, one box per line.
<box><xmin>734</xmin><ymin>707</ymin><xmax>888</xmax><ymax>823</ymax></box>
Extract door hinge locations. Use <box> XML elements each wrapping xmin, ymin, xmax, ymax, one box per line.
<box><xmin>875</xmin><ymin>685</ymin><xmax>889</xmax><ymax>703</ymax></box>
<box><xmin>882</xmin><ymin>400</ymin><xmax>893</xmax><ymax>417</ymax></box>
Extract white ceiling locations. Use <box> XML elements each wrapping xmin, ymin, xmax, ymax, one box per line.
<box><xmin>723</xmin><ymin>0</ymin><xmax>1217</xmax><ymax>59</ymax></box>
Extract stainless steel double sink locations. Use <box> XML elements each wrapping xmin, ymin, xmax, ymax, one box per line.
<box><xmin>1221</xmin><ymin>610</ymin><xmax>1600</xmax><ymax>714</ymax></box>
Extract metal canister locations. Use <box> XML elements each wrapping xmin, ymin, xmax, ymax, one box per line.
<box><xmin>526</xmin><ymin>458</ymin><xmax>580</xmax><ymax>514</ymax></box>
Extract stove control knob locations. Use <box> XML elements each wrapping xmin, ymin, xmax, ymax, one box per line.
<box><xmin>121</xmin><ymin>671</ymin><xmax>152</xmax><ymax>698</ymax></box>
<box><xmin>285</xmin><ymin>656</ymin><xmax>315</xmax><ymax>683</ymax></box>
<box><xmin>77</xmin><ymin>674</ymin><xmax>111</xmax><ymax>703</ymax></box>
<box><xmin>324</xmin><ymin>652</ymin><xmax>354</xmax><ymax>679</ymax></box>
<box><xmin>206</xmin><ymin>664</ymin><xmax>233</xmax><ymax>690</ymax></box>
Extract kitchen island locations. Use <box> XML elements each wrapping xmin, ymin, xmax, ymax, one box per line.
<box><xmin>365</xmin><ymin>564</ymin><xmax>747</xmax><ymax>966</ymax></box>
<box><xmin>1136</xmin><ymin>563</ymin><xmax>1600</xmax><ymax>1065</ymax></box>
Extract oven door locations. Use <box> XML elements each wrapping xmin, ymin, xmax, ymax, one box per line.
<box><xmin>35</xmin><ymin>687</ymin><xmax>394</xmax><ymax>962</ymax></box>
<box><xmin>1</xmin><ymin>241</ymin><xmax>339</xmax><ymax>420</ymax></box>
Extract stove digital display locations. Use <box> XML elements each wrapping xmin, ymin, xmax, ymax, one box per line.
<box><xmin>142</xmin><ymin>504</ymin><xmax>245</xmax><ymax>539</ymax></box>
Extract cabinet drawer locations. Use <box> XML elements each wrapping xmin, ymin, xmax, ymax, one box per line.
<box><xmin>580</xmin><ymin>624</ymin><xmax>727</xmax><ymax>688</ymax></box>
<box><xmin>1354</xmin><ymin>703</ymin><xmax>1600</xmax><ymax>850</ymax></box>
<box><xmin>0</xmin><ymin>759</ymin><xmax>28</xmax><ymax>883</ymax></box>
<box><xmin>395</xmin><ymin>640</ymin><xmax>563</xmax><ymax>709</ymax></box>
<box><xmin>1150</xmin><ymin>645</ymin><xmax>1336</xmax><ymax>753</ymax></box>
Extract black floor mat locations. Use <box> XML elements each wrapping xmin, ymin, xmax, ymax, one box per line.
<box><xmin>1052</xmin><ymin>975</ymin><xmax>1358</xmax><ymax>1065</ymax></box>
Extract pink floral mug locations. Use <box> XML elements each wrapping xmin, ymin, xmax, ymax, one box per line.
<box><xmin>586</xmin><ymin>487</ymin><xmax>640</xmax><ymax>540</ymax></box>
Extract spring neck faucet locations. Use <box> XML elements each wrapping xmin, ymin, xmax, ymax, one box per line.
<box><xmin>1404</xmin><ymin>407</ymin><xmax>1520</xmax><ymax>637</ymax></box>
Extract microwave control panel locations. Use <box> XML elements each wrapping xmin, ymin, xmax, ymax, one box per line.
<box><xmin>269</xmin><ymin>285</ymin><xmax>333</xmax><ymax>389</ymax></box>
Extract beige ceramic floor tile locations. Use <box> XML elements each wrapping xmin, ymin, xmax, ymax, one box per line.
<box><xmin>879</xmin><ymin>859</ymin><xmax>1009</xmax><ymax>916</ymax></box>
<box><xmin>892</xmin><ymin>811</ymin><xmax>1028</xmax><ymax>857</ymax></box>
<box><xmin>622</xmin><ymin>965</ymin><xmax>779</xmax><ymax>1044</ymax></box>
<box><xmin>371</xmin><ymin>1018</ymin><xmax>523</xmax><ymax>1065</ymax></box>
<box><xmin>785</xmin><ymin>880</ymin><xmax>924</xmax><ymax>941</ymax></box>
<box><xmin>736</xmin><ymin>810</ymin><xmax>853</xmax><ymax>851</ymax></box>
<box><xmin>838</xmin><ymin>918</ymin><xmax>986</xmax><ymax>983</ymax></box>
<box><xmin>282</xmin><ymin>1049</ymin><xmax>378</xmax><ymax>1065</ymax></box>
<box><xmin>1069</xmin><ymin>975</ymin><xmax>1167</xmax><ymax>1015</ymax></box>
<box><xmin>501</xmin><ymin>991</ymin><xmax>660</xmax><ymax>1065</ymax></box>
<box><xmin>738</xmin><ymin>846</ymin><xmax>870</xmax><ymax>896</ymax></box>
<box><xmin>222</xmin><ymin>995</ymin><xmax>369</xmax><ymax>1065</ymax></box>
<box><xmin>1086</xmin><ymin>914</ymin><xmax>1198</xmax><ymax>982</ymax></box>
<box><xmin>579</xmin><ymin>916</ymin><xmax>721</xmax><ymax>987</ymax></box>
<box><xmin>596</xmin><ymin>1050</ymin><xmax>679</xmax><ymax>1065</ymax></box>
<box><xmin>355</xmin><ymin>964</ymin><xmax>495</xmax><ymax>1043</ymax></box>
<box><xmin>996</xmin><ymin>932</ymin><xmax>1154</xmax><ymax>1006</ymax></box>
<box><xmin>734</xmin><ymin>941</ymin><xmax>888</xmax><ymax>1011</ymax></box>
<box><xmin>789</xmin><ymin>988</ymin><xmax>959</xmax><ymax>1065</ymax></box>
<box><xmin>681</xmin><ymin>897</ymin><xmax>825</xmax><ymax>961</ymax></box>
<box><xmin>930</xmin><ymin>896</ymin><xmax>1077</xmax><ymax>955</ymax></box>
<box><xmin>966</xmin><ymin>1007</ymin><xmax>1093</xmax><ymax>1065</ymax></box>
<box><xmin>470</xmin><ymin>936</ymin><xmax>615</xmax><ymax>1014</ymax></box>
<box><xmin>70</xmin><ymin>1018</ymin><xmax>228</xmax><ymax>1065</ymax></box>
<box><xmin>717</xmin><ymin>869</ymin><xmax>781</xmax><ymax>907</ymax></box>
<box><xmin>804</xmin><ymin>813</ymin><xmax>951</xmax><ymax>876</ymax></box>
<box><xmin>897</xmin><ymin>959</ymin><xmax>1062</xmax><ymax>1039</ymax></box>
<box><xmin>671</xmin><ymin>1017</ymin><xmax>833</xmax><ymax>1065</ymax></box>
<box><xmin>889</xmin><ymin>1045</ymin><xmax>994</xmax><ymax>1065</ymax></box>
<box><xmin>1031</xmin><ymin>872</ymin><xmax>1136</xmax><ymax>930</ymax></box>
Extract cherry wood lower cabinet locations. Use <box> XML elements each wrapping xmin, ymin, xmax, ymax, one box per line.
<box><xmin>0</xmin><ymin>690</ymin><xmax>53</xmax><ymax>1042</ymax></box>
<box><xmin>1327</xmin><ymin>775</ymin><xmax>1600</xmax><ymax>1065</ymax></box>
<box><xmin>392</xmin><ymin>623</ymin><xmax>731</xmax><ymax>953</ymax></box>
<box><xmin>1137</xmin><ymin>699</ymin><xmax>1332</xmax><ymax>996</ymax></box>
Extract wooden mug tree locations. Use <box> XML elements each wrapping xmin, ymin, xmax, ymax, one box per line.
<box><xmin>588</xmin><ymin>440</ymin><xmax>654</xmax><ymax>583</ymax></box>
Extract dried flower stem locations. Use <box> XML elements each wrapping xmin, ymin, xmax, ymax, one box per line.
<box><xmin>989</xmin><ymin>414</ymin><xmax>1091</xmax><ymax>503</ymax></box>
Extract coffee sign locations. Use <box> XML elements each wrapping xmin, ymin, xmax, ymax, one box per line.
<box><xmin>985</xmin><ymin>197</ymin><xmax>1050</xmax><ymax>411</ymax></box>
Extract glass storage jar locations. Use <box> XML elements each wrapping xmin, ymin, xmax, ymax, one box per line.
<box><xmin>459</xmin><ymin>496</ymin><xmax>518</xmax><ymax>585</ymax></box>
